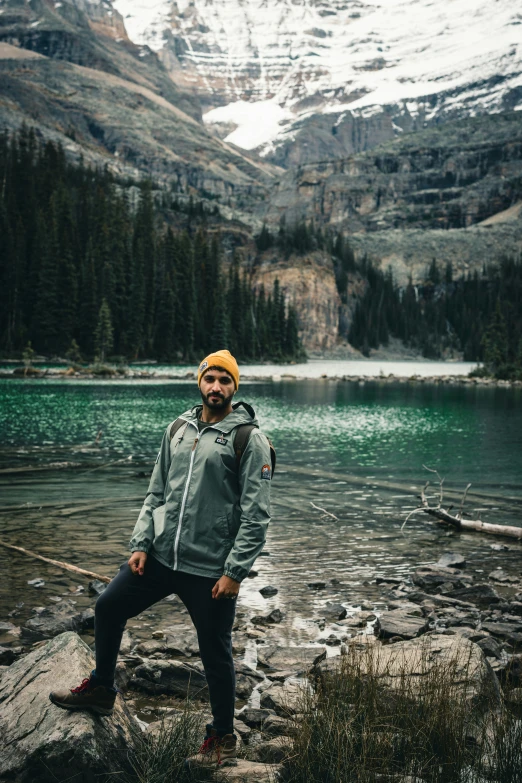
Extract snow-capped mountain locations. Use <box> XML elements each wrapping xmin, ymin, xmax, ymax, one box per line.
<box><xmin>112</xmin><ymin>0</ymin><xmax>522</xmax><ymax>163</ymax></box>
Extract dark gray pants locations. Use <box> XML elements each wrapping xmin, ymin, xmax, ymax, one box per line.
<box><xmin>94</xmin><ymin>555</ymin><xmax>236</xmax><ymax>735</ymax></box>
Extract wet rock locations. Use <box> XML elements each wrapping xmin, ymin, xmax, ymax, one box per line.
<box><xmin>249</xmin><ymin>735</ymin><xmax>293</xmax><ymax>763</ymax></box>
<box><xmin>114</xmin><ymin>660</ymin><xmax>132</xmax><ymax>691</ymax></box>
<box><xmin>133</xmin><ymin>659</ymin><xmax>208</xmax><ymax>698</ymax></box>
<box><xmin>323</xmin><ymin>602</ymin><xmax>348</xmax><ymax>621</ymax></box>
<box><xmin>319</xmin><ymin>634</ymin><xmax>341</xmax><ymax>646</ymax></box>
<box><xmin>0</xmin><ymin>646</ymin><xmax>23</xmax><ymax>665</ymax></box>
<box><xmin>239</xmin><ymin>707</ymin><xmax>276</xmax><ymax>728</ymax></box>
<box><xmin>21</xmin><ymin>600</ymin><xmax>95</xmax><ymax>642</ymax></box>
<box><xmin>0</xmin><ymin>621</ymin><xmax>21</xmax><ymax>638</ymax></box>
<box><xmin>262</xmin><ymin>714</ymin><xmax>296</xmax><ymax>737</ymax></box>
<box><xmin>247</xmin><ymin>570</ymin><xmax>259</xmax><ymax>578</ymax></box>
<box><xmin>412</xmin><ymin>567</ymin><xmax>470</xmax><ymax>593</ymax></box>
<box><xmin>119</xmin><ymin>630</ymin><xmax>134</xmax><ymax>656</ymax></box>
<box><xmin>447</xmin><ymin>584</ymin><xmax>500</xmax><ymax>606</ymax></box>
<box><xmin>476</xmin><ymin>636</ymin><xmax>503</xmax><ymax>659</ymax></box>
<box><xmin>217</xmin><ymin>759</ymin><xmax>281</xmax><ymax>783</ymax></box>
<box><xmin>375</xmin><ymin>610</ymin><xmax>430</xmax><ymax>640</ymax></box>
<box><xmin>437</xmin><ymin>553</ymin><xmax>466</xmax><ymax>569</ymax></box>
<box><xmin>489</xmin><ymin>569</ymin><xmax>519</xmax><ymax>583</ymax></box>
<box><xmin>235</xmin><ymin>661</ymin><xmax>264</xmax><ymax>700</ymax></box>
<box><xmin>481</xmin><ymin>622</ymin><xmax>522</xmax><ymax>648</ymax></box>
<box><xmin>259</xmin><ymin>586</ymin><xmax>278</xmax><ymax>597</ymax></box>
<box><xmin>257</xmin><ymin>645</ymin><xmax>326</xmax><ymax>672</ymax></box>
<box><xmin>27</xmin><ymin>578</ymin><xmax>45</xmax><ymax>588</ymax></box>
<box><xmin>260</xmin><ymin>682</ymin><xmax>309</xmax><ymax>717</ymax></box>
<box><xmin>307</xmin><ymin>581</ymin><xmax>326</xmax><ymax>590</ymax></box>
<box><xmin>88</xmin><ymin>579</ymin><xmax>108</xmax><ymax>596</ymax></box>
<box><xmin>0</xmin><ymin>632</ymin><xmax>135</xmax><ymax>782</ymax></box>
<box><xmin>251</xmin><ymin>609</ymin><xmax>284</xmax><ymax>625</ymax></box>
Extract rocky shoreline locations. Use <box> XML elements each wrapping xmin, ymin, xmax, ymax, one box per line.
<box><xmin>2</xmin><ymin>552</ymin><xmax>522</xmax><ymax>780</ymax></box>
<box><xmin>1</xmin><ymin>366</ymin><xmax>520</xmax><ymax>387</ymax></box>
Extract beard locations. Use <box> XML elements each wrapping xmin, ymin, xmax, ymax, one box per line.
<box><xmin>200</xmin><ymin>388</ymin><xmax>235</xmax><ymax>411</ymax></box>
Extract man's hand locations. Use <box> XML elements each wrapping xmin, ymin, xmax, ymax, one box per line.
<box><xmin>128</xmin><ymin>551</ymin><xmax>147</xmax><ymax>576</ymax></box>
<box><xmin>212</xmin><ymin>575</ymin><xmax>240</xmax><ymax>600</ymax></box>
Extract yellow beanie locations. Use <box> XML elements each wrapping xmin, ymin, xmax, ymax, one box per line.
<box><xmin>198</xmin><ymin>350</ymin><xmax>240</xmax><ymax>389</ymax></box>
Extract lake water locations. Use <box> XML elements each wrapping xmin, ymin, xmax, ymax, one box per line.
<box><xmin>1</xmin><ymin>374</ymin><xmax>521</xmax><ymax>651</ymax></box>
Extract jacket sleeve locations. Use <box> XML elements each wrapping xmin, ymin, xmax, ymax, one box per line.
<box><xmin>223</xmin><ymin>429</ymin><xmax>272</xmax><ymax>582</ymax></box>
<box><xmin>129</xmin><ymin>427</ymin><xmax>171</xmax><ymax>554</ymax></box>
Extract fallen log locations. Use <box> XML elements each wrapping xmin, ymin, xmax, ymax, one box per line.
<box><xmin>0</xmin><ymin>541</ymin><xmax>111</xmax><ymax>583</ymax></box>
<box><xmin>403</xmin><ymin>466</ymin><xmax>522</xmax><ymax>540</ymax></box>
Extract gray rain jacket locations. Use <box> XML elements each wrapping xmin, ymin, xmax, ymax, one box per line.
<box><xmin>129</xmin><ymin>401</ymin><xmax>272</xmax><ymax>582</ymax></box>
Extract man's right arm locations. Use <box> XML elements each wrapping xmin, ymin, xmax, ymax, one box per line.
<box><xmin>129</xmin><ymin>426</ymin><xmax>171</xmax><ymax>555</ymax></box>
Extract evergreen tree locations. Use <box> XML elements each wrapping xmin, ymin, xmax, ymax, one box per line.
<box><xmin>95</xmin><ymin>298</ymin><xmax>114</xmax><ymax>362</ymax></box>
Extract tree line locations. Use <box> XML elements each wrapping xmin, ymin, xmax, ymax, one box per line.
<box><xmin>348</xmin><ymin>256</ymin><xmax>522</xmax><ymax>380</ymax></box>
<box><xmin>0</xmin><ymin>127</ymin><xmax>302</xmax><ymax>363</ymax></box>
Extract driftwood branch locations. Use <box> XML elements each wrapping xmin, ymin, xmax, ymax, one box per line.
<box><xmin>0</xmin><ymin>541</ymin><xmax>112</xmax><ymax>582</ymax></box>
<box><xmin>310</xmin><ymin>501</ymin><xmax>339</xmax><ymax>521</ymax></box>
<box><xmin>403</xmin><ymin>468</ymin><xmax>522</xmax><ymax>540</ymax></box>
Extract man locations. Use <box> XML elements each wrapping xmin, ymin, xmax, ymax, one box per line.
<box><xmin>49</xmin><ymin>349</ymin><xmax>272</xmax><ymax>767</ymax></box>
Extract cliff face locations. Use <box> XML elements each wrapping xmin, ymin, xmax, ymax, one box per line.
<box><xmin>261</xmin><ymin>112</ymin><xmax>522</xmax><ymax>285</ymax></box>
<box><xmin>0</xmin><ymin>0</ymin><xmax>280</xmax><ymax>207</ymax></box>
<box><xmin>253</xmin><ymin>253</ymin><xmax>341</xmax><ymax>353</ymax></box>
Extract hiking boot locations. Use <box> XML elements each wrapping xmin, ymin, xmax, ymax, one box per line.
<box><xmin>186</xmin><ymin>724</ymin><xmax>237</xmax><ymax>768</ymax></box>
<box><xmin>49</xmin><ymin>673</ymin><xmax>117</xmax><ymax>716</ymax></box>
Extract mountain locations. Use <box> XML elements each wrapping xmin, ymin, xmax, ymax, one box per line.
<box><xmin>0</xmin><ymin>0</ymin><xmax>280</xmax><ymax>206</ymax></box>
<box><xmin>112</xmin><ymin>0</ymin><xmax>522</xmax><ymax>166</ymax></box>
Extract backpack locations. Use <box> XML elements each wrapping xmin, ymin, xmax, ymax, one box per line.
<box><xmin>168</xmin><ymin>418</ymin><xmax>276</xmax><ymax>477</ymax></box>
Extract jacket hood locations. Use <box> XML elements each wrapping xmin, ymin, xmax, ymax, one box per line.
<box><xmin>179</xmin><ymin>400</ymin><xmax>259</xmax><ymax>433</ymax></box>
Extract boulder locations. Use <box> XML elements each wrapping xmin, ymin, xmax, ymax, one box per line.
<box><xmin>262</xmin><ymin>714</ymin><xmax>296</xmax><ymax>737</ymax></box>
<box><xmin>133</xmin><ymin>659</ymin><xmax>208</xmax><ymax>698</ymax></box>
<box><xmin>251</xmin><ymin>608</ymin><xmax>284</xmax><ymax>625</ymax></box>
<box><xmin>437</xmin><ymin>553</ymin><xmax>466</xmax><ymax>569</ymax></box>
<box><xmin>412</xmin><ymin>567</ymin><xmax>470</xmax><ymax>593</ymax></box>
<box><xmin>260</xmin><ymin>682</ymin><xmax>309</xmax><ymax>717</ymax></box>
<box><xmin>0</xmin><ymin>645</ymin><xmax>23</xmax><ymax>665</ymax></box>
<box><xmin>375</xmin><ymin>610</ymin><xmax>430</xmax><ymax>640</ymax></box>
<box><xmin>257</xmin><ymin>645</ymin><xmax>326</xmax><ymax>672</ymax></box>
<box><xmin>21</xmin><ymin>601</ymin><xmax>95</xmax><ymax>642</ymax></box>
<box><xmin>0</xmin><ymin>632</ymin><xmax>135</xmax><ymax>783</ymax></box>
<box><xmin>323</xmin><ymin>602</ymin><xmax>348</xmax><ymax>621</ymax></box>
<box><xmin>239</xmin><ymin>707</ymin><xmax>276</xmax><ymax>728</ymax></box>
<box><xmin>249</xmin><ymin>735</ymin><xmax>293</xmax><ymax>763</ymax></box>
<box><xmin>481</xmin><ymin>622</ymin><xmax>522</xmax><ymax>648</ymax></box>
<box><xmin>351</xmin><ymin>636</ymin><xmax>500</xmax><ymax>709</ymax></box>
<box><xmin>447</xmin><ymin>584</ymin><xmax>500</xmax><ymax>606</ymax></box>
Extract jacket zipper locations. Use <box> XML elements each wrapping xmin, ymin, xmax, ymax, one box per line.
<box><xmin>173</xmin><ymin>424</ymin><xmax>199</xmax><ymax>570</ymax></box>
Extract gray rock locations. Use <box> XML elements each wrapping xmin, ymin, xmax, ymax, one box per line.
<box><xmin>489</xmin><ymin>569</ymin><xmax>519</xmax><ymax>583</ymax></box>
<box><xmin>249</xmin><ymin>735</ymin><xmax>293</xmax><ymax>763</ymax></box>
<box><xmin>412</xmin><ymin>567</ymin><xmax>470</xmax><ymax>593</ymax></box>
<box><xmin>437</xmin><ymin>553</ymin><xmax>466</xmax><ymax>569</ymax></box>
<box><xmin>251</xmin><ymin>608</ymin><xmax>284</xmax><ymax>625</ymax></box>
<box><xmin>260</xmin><ymin>682</ymin><xmax>310</xmax><ymax>717</ymax></box>
<box><xmin>262</xmin><ymin>714</ymin><xmax>296</xmax><ymax>737</ymax></box>
<box><xmin>259</xmin><ymin>586</ymin><xmax>278</xmax><ymax>597</ymax></box>
<box><xmin>375</xmin><ymin>610</ymin><xmax>430</xmax><ymax>640</ymax></box>
<box><xmin>307</xmin><ymin>582</ymin><xmax>326</xmax><ymax>589</ymax></box>
<box><xmin>88</xmin><ymin>579</ymin><xmax>107</xmax><ymax>596</ymax></box>
<box><xmin>21</xmin><ymin>600</ymin><xmax>95</xmax><ymax>642</ymax></box>
<box><xmin>27</xmin><ymin>578</ymin><xmax>45</xmax><ymax>588</ymax></box>
<box><xmin>496</xmin><ymin>602</ymin><xmax>522</xmax><ymax>617</ymax></box>
<box><xmin>133</xmin><ymin>659</ymin><xmax>208</xmax><ymax>698</ymax></box>
<box><xmin>323</xmin><ymin>602</ymin><xmax>348</xmax><ymax>621</ymax></box>
<box><xmin>0</xmin><ymin>621</ymin><xmax>21</xmax><ymax>637</ymax></box>
<box><xmin>448</xmin><ymin>584</ymin><xmax>500</xmax><ymax>606</ymax></box>
<box><xmin>476</xmin><ymin>636</ymin><xmax>503</xmax><ymax>659</ymax></box>
<box><xmin>239</xmin><ymin>707</ymin><xmax>276</xmax><ymax>728</ymax></box>
<box><xmin>481</xmin><ymin>622</ymin><xmax>522</xmax><ymax>647</ymax></box>
<box><xmin>0</xmin><ymin>632</ymin><xmax>135</xmax><ymax>782</ymax></box>
<box><xmin>257</xmin><ymin>645</ymin><xmax>326</xmax><ymax>672</ymax></box>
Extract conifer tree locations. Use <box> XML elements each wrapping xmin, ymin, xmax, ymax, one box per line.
<box><xmin>95</xmin><ymin>298</ymin><xmax>114</xmax><ymax>362</ymax></box>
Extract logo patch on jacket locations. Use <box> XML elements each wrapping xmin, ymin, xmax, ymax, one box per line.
<box><xmin>215</xmin><ymin>436</ymin><xmax>228</xmax><ymax>445</ymax></box>
<box><xmin>261</xmin><ymin>463</ymin><xmax>271</xmax><ymax>480</ymax></box>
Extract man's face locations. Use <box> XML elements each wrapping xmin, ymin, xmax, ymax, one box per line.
<box><xmin>199</xmin><ymin>369</ymin><xmax>235</xmax><ymax>410</ymax></box>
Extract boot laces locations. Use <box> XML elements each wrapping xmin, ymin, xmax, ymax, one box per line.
<box><xmin>198</xmin><ymin>735</ymin><xmax>221</xmax><ymax>763</ymax></box>
<box><xmin>70</xmin><ymin>678</ymin><xmax>93</xmax><ymax>695</ymax></box>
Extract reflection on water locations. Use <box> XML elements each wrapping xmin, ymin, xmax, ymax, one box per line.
<box><xmin>1</xmin><ymin>379</ymin><xmax>521</xmax><ymax>646</ymax></box>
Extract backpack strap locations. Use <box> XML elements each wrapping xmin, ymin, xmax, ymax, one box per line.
<box><xmin>234</xmin><ymin>424</ymin><xmax>276</xmax><ymax>477</ymax></box>
<box><xmin>169</xmin><ymin>418</ymin><xmax>187</xmax><ymax>441</ymax></box>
